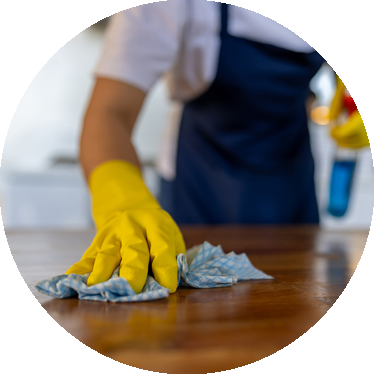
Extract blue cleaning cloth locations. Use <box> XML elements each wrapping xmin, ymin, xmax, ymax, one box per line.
<box><xmin>35</xmin><ymin>241</ymin><xmax>273</xmax><ymax>303</ymax></box>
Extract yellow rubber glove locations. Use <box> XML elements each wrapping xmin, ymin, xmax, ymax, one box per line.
<box><xmin>65</xmin><ymin>160</ymin><xmax>186</xmax><ymax>294</ymax></box>
<box><xmin>330</xmin><ymin>76</ymin><xmax>370</xmax><ymax>149</ymax></box>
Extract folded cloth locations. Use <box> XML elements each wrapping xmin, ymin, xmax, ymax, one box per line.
<box><xmin>35</xmin><ymin>242</ymin><xmax>273</xmax><ymax>303</ymax></box>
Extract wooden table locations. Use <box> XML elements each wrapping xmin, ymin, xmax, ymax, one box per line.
<box><xmin>7</xmin><ymin>226</ymin><xmax>368</xmax><ymax>373</ymax></box>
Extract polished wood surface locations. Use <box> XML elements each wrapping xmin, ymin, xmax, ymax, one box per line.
<box><xmin>8</xmin><ymin>226</ymin><xmax>368</xmax><ymax>373</ymax></box>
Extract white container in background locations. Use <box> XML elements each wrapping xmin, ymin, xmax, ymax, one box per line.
<box><xmin>0</xmin><ymin>166</ymin><xmax>92</xmax><ymax>229</ymax></box>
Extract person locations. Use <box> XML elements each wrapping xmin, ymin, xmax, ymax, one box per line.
<box><xmin>65</xmin><ymin>1</ymin><xmax>369</xmax><ymax>294</ymax></box>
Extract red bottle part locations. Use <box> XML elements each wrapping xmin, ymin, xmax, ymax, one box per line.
<box><xmin>343</xmin><ymin>96</ymin><xmax>364</xmax><ymax>115</ymax></box>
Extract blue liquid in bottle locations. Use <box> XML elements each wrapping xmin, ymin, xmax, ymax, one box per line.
<box><xmin>327</xmin><ymin>88</ymin><xmax>358</xmax><ymax>218</ymax></box>
<box><xmin>328</xmin><ymin>159</ymin><xmax>356</xmax><ymax>217</ymax></box>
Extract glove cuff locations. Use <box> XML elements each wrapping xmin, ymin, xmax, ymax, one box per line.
<box><xmin>89</xmin><ymin>160</ymin><xmax>160</xmax><ymax>229</ymax></box>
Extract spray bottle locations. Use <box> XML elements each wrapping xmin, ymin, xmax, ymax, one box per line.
<box><xmin>327</xmin><ymin>90</ymin><xmax>357</xmax><ymax>217</ymax></box>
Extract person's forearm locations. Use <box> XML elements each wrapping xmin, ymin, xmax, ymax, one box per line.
<box><xmin>80</xmin><ymin>106</ymin><xmax>141</xmax><ymax>181</ymax></box>
<box><xmin>79</xmin><ymin>78</ymin><xmax>146</xmax><ymax>182</ymax></box>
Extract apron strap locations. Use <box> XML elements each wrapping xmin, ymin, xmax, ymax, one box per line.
<box><xmin>220</xmin><ymin>0</ymin><xmax>339</xmax><ymax>38</ymax></box>
<box><xmin>220</xmin><ymin>3</ymin><xmax>228</xmax><ymax>36</ymax></box>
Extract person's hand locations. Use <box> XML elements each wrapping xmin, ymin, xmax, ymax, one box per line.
<box><xmin>65</xmin><ymin>160</ymin><xmax>186</xmax><ymax>294</ymax></box>
<box><xmin>330</xmin><ymin>76</ymin><xmax>370</xmax><ymax>149</ymax></box>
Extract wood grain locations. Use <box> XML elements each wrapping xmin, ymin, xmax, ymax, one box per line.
<box><xmin>7</xmin><ymin>226</ymin><xmax>368</xmax><ymax>373</ymax></box>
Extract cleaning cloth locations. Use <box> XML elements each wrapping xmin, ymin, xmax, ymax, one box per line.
<box><xmin>35</xmin><ymin>241</ymin><xmax>273</xmax><ymax>303</ymax></box>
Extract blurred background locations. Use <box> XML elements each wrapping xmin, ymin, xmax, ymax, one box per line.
<box><xmin>0</xmin><ymin>18</ymin><xmax>373</xmax><ymax>230</ymax></box>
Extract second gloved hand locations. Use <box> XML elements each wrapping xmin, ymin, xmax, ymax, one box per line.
<box><xmin>65</xmin><ymin>160</ymin><xmax>186</xmax><ymax>294</ymax></box>
<box><xmin>330</xmin><ymin>75</ymin><xmax>370</xmax><ymax>149</ymax></box>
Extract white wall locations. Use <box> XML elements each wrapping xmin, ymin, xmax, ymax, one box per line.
<box><xmin>0</xmin><ymin>23</ymin><xmax>170</xmax><ymax>229</ymax></box>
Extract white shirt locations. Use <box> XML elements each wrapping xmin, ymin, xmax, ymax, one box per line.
<box><xmin>95</xmin><ymin>0</ymin><xmax>315</xmax><ymax>102</ymax></box>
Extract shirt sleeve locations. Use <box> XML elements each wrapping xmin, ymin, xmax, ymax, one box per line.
<box><xmin>329</xmin><ymin>0</ymin><xmax>374</xmax><ymax>64</ymax></box>
<box><xmin>94</xmin><ymin>0</ymin><xmax>186</xmax><ymax>93</ymax></box>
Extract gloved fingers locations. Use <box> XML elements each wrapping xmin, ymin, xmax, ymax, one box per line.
<box><xmin>65</xmin><ymin>227</ymin><xmax>109</xmax><ymax>275</ymax></box>
<box><xmin>331</xmin><ymin>75</ymin><xmax>374</xmax><ymax>148</ymax></box>
<box><xmin>332</xmin><ymin>134</ymin><xmax>369</xmax><ymax>148</ymax></box>
<box><xmin>119</xmin><ymin>220</ymin><xmax>150</xmax><ymax>294</ymax></box>
<box><xmin>87</xmin><ymin>233</ymin><xmax>122</xmax><ymax>286</ymax></box>
<box><xmin>336</xmin><ymin>135</ymin><xmax>374</xmax><ymax>149</ymax></box>
<box><xmin>331</xmin><ymin>126</ymin><xmax>357</xmax><ymax>142</ymax></box>
<box><xmin>331</xmin><ymin>131</ymin><xmax>364</xmax><ymax>148</ymax></box>
<box><xmin>329</xmin><ymin>75</ymin><xmax>346</xmax><ymax>121</ymax></box>
<box><xmin>331</xmin><ymin>113</ymin><xmax>370</xmax><ymax>148</ymax></box>
<box><xmin>334</xmin><ymin>138</ymin><xmax>368</xmax><ymax>149</ymax></box>
<box><xmin>65</xmin><ymin>258</ymin><xmax>96</xmax><ymax>276</ymax></box>
<box><xmin>331</xmin><ymin>119</ymin><xmax>374</xmax><ymax>148</ymax></box>
<box><xmin>146</xmin><ymin>213</ymin><xmax>179</xmax><ymax>293</ymax></box>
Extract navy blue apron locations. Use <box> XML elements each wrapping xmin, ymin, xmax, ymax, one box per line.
<box><xmin>159</xmin><ymin>3</ymin><xmax>325</xmax><ymax>224</ymax></box>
